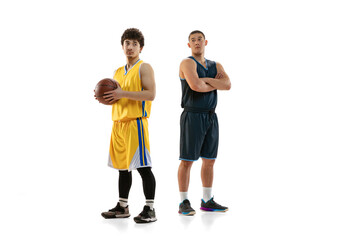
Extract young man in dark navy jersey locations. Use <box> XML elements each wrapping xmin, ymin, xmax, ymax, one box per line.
<box><xmin>178</xmin><ymin>30</ymin><xmax>231</xmax><ymax>215</ymax></box>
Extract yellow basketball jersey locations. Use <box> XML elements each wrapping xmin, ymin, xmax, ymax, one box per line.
<box><xmin>112</xmin><ymin>60</ymin><xmax>152</xmax><ymax>121</ymax></box>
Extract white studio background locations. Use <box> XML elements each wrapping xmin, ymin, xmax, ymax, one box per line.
<box><xmin>0</xmin><ymin>0</ymin><xmax>359</xmax><ymax>239</ymax></box>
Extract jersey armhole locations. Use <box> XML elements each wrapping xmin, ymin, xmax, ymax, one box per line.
<box><xmin>139</xmin><ymin>62</ymin><xmax>144</xmax><ymax>81</ymax></box>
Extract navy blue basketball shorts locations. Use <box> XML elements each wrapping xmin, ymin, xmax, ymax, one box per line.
<box><xmin>179</xmin><ymin>110</ymin><xmax>219</xmax><ymax>161</ymax></box>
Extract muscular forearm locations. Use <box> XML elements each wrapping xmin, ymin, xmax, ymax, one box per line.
<box><xmin>203</xmin><ymin>77</ymin><xmax>231</xmax><ymax>90</ymax></box>
<box><xmin>121</xmin><ymin>90</ymin><xmax>155</xmax><ymax>101</ymax></box>
<box><xmin>191</xmin><ymin>78</ymin><xmax>216</xmax><ymax>92</ymax></box>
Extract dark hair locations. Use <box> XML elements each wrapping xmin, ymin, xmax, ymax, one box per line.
<box><xmin>121</xmin><ymin>28</ymin><xmax>145</xmax><ymax>47</ymax></box>
<box><xmin>188</xmin><ymin>30</ymin><xmax>205</xmax><ymax>41</ymax></box>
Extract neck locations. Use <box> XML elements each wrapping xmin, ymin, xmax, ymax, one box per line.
<box><xmin>126</xmin><ymin>56</ymin><xmax>140</xmax><ymax>69</ymax></box>
<box><xmin>191</xmin><ymin>54</ymin><xmax>205</xmax><ymax>64</ymax></box>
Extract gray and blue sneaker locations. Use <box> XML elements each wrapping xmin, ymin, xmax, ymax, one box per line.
<box><xmin>200</xmin><ymin>197</ymin><xmax>228</xmax><ymax>212</ymax></box>
<box><xmin>179</xmin><ymin>199</ymin><xmax>196</xmax><ymax>216</ymax></box>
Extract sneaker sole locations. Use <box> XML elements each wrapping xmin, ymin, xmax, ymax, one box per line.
<box><xmin>134</xmin><ymin>217</ymin><xmax>157</xmax><ymax>224</ymax></box>
<box><xmin>200</xmin><ymin>207</ymin><xmax>228</xmax><ymax>212</ymax></box>
<box><xmin>178</xmin><ymin>211</ymin><xmax>196</xmax><ymax>216</ymax></box>
<box><xmin>101</xmin><ymin>213</ymin><xmax>131</xmax><ymax>219</ymax></box>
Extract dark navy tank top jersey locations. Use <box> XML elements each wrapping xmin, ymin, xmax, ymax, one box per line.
<box><xmin>180</xmin><ymin>56</ymin><xmax>217</xmax><ymax>110</ymax></box>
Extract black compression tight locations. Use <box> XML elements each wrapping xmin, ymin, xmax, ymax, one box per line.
<box><xmin>118</xmin><ymin>167</ymin><xmax>156</xmax><ymax>200</ymax></box>
<box><xmin>137</xmin><ymin>167</ymin><xmax>156</xmax><ymax>199</ymax></box>
<box><xmin>118</xmin><ymin>170</ymin><xmax>132</xmax><ymax>199</ymax></box>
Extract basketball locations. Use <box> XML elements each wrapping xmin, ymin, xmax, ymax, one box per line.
<box><xmin>94</xmin><ymin>78</ymin><xmax>118</xmax><ymax>105</ymax></box>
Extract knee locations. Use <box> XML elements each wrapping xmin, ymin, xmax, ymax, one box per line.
<box><xmin>180</xmin><ymin>160</ymin><xmax>193</xmax><ymax>169</ymax></box>
<box><xmin>202</xmin><ymin>159</ymin><xmax>215</xmax><ymax>168</ymax></box>
<box><xmin>119</xmin><ymin>170</ymin><xmax>132</xmax><ymax>178</ymax></box>
<box><xmin>137</xmin><ymin>167</ymin><xmax>154</xmax><ymax>179</ymax></box>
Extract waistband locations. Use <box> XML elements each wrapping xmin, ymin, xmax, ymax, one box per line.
<box><xmin>184</xmin><ymin>107</ymin><xmax>215</xmax><ymax>114</ymax></box>
<box><xmin>114</xmin><ymin>117</ymin><xmax>147</xmax><ymax>123</ymax></box>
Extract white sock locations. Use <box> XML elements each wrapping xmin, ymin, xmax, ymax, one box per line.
<box><xmin>180</xmin><ymin>192</ymin><xmax>188</xmax><ymax>202</ymax></box>
<box><xmin>146</xmin><ymin>199</ymin><xmax>154</xmax><ymax>210</ymax></box>
<box><xmin>203</xmin><ymin>187</ymin><xmax>212</xmax><ymax>202</ymax></box>
<box><xmin>119</xmin><ymin>198</ymin><xmax>128</xmax><ymax>208</ymax></box>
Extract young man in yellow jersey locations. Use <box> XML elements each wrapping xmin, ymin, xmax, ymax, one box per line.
<box><xmin>178</xmin><ymin>30</ymin><xmax>231</xmax><ymax>215</ymax></box>
<box><xmin>100</xmin><ymin>28</ymin><xmax>157</xmax><ymax>223</ymax></box>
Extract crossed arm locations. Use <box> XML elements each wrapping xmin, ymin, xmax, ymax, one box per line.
<box><xmin>180</xmin><ymin>59</ymin><xmax>231</xmax><ymax>93</ymax></box>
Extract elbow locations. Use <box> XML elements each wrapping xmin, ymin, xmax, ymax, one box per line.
<box><xmin>189</xmin><ymin>83</ymin><xmax>201</xmax><ymax>92</ymax></box>
<box><xmin>223</xmin><ymin>79</ymin><xmax>231</xmax><ymax>90</ymax></box>
<box><xmin>192</xmin><ymin>84</ymin><xmax>207</xmax><ymax>92</ymax></box>
<box><xmin>144</xmin><ymin>89</ymin><xmax>155</xmax><ymax>101</ymax></box>
<box><xmin>148</xmin><ymin>93</ymin><xmax>155</xmax><ymax>101</ymax></box>
<box><xmin>218</xmin><ymin>81</ymin><xmax>231</xmax><ymax>91</ymax></box>
<box><xmin>187</xmin><ymin>77</ymin><xmax>203</xmax><ymax>92</ymax></box>
<box><xmin>225</xmin><ymin>82</ymin><xmax>231</xmax><ymax>90</ymax></box>
<box><xmin>191</xmin><ymin>86</ymin><xmax>200</xmax><ymax>92</ymax></box>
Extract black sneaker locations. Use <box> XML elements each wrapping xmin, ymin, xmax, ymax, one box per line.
<box><xmin>178</xmin><ymin>199</ymin><xmax>196</xmax><ymax>216</ymax></box>
<box><xmin>133</xmin><ymin>206</ymin><xmax>157</xmax><ymax>223</ymax></box>
<box><xmin>200</xmin><ymin>197</ymin><xmax>228</xmax><ymax>212</ymax></box>
<box><xmin>101</xmin><ymin>202</ymin><xmax>130</xmax><ymax>219</ymax></box>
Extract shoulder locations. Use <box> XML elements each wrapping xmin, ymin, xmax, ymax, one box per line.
<box><xmin>139</xmin><ymin>62</ymin><xmax>153</xmax><ymax>73</ymax></box>
<box><xmin>180</xmin><ymin>58</ymin><xmax>196</xmax><ymax>68</ymax></box>
<box><xmin>214</xmin><ymin>62</ymin><xmax>225</xmax><ymax>70</ymax></box>
<box><xmin>139</xmin><ymin>61</ymin><xmax>151</xmax><ymax>68</ymax></box>
<box><xmin>139</xmin><ymin>62</ymin><xmax>154</xmax><ymax>80</ymax></box>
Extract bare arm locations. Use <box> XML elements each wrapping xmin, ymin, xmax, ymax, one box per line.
<box><xmin>180</xmin><ymin>59</ymin><xmax>216</xmax><ymax>92</ymax></box>
<box><xmin>104</xmin><ymin>63</ymin><xmax>156</xmax><ymax>103</ymax></box>
<box><xmin>203</xmin><ymin>62</ymin><xmax>231</xmax><ymax>90</ymax></box>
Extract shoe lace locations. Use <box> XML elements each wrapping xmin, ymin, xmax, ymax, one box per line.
<box><xmin>209</xmin><ymin>198</ymin><xmax>224</xmax><ymax>208</ymax></box>
<box><xmin>109</xmin><ymin>202</ymin><xmax>125</xmax><ymax>213</ymax></box>
<box><xmin>140</xmin><ymin>206</ymin><xmax>151</xmax><ymax>217</ymax></box>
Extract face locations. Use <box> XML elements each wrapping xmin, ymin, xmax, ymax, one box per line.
<box><xmin>188</xmin><ymin>33</ymin><xmax>207</xmax><ymax>55</ymax></box>
<box><xmin>122</xmin><ymin>39</ymin><xmax>142</xmax><ymax>58</ymax></box>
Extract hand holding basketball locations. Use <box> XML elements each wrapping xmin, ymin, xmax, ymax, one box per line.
<box><xmin>103</xmin><ymin>82</ymin><xmax>123</xmax><ymax>104</ymax></box>
<box><xmin>94</xmin><ymin>78</ymin><xmax>119</xmax><ymax>105</ymax></box>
